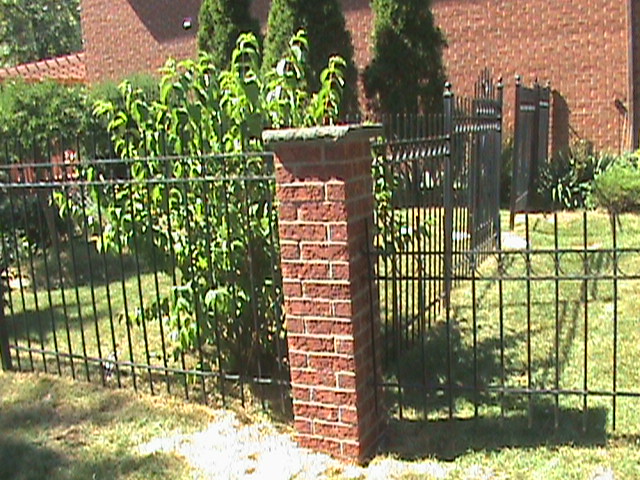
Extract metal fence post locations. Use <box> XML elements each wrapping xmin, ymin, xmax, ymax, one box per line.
<box><xmin>528</xmin><ymin>79</ymin><xmax>542</xmax><ymax>206</ymax></box>
<box><xmin>443</xmin><ymin>82</ymin><xmax>454</xmax><ymax>308</ymax></box>
<box><xmin>0</xmin><ymin>277</ymin><xmax>13</xmax><ymax>371</ymax></box>
<box><xmin>509</xmin><ymin>75</ymin><xmax>522</xmax><ymax>231</ymax></box>
<box><xmin>443</xmin><ymin>82</ymin><xmax>456</xmax><ymax>417</ymax></box>
<box><xmin>495</xmin><ymin>77</ymin><xmax>504</xmax><ymax>249</ymax></box>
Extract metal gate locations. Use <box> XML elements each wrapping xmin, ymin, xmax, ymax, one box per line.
<box><xmin>371</xmin><ymin>70</ymin><xmax>503</xmax><ymax>365</ymax></box>
<box><xmin>509</xmin><ymin>77</ymin><xmax>551</xmax><ymax>228</ymax></box>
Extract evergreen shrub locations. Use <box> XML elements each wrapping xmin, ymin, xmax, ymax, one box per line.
<box><xmin>262</xmin><ymin>0</ymin><xmax>358</xmax><ymax>113</ymax></box>
<box><xmin>197</xmin><ymin>0</ymin><xmax>261</xmax><ymax>68</ymax></box>
<box><xmin>363</xmin><ymin>0</ymin><xmax>446</xmax><ymax>114</ymax></box>
<box><xmin>592</xmin><ymin>157</ymin><xmax>640</xmax><ymax>213</ymax></box>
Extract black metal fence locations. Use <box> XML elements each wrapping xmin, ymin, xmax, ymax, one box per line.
<box><xmin>377</xmin><ymin>211</ymin><xmax>640</xmax><ymax>436</ymax></box>
<box><xmin>0</xmin><ymin>151</ymin><xmax>290</xmax><ymax>409</ymax></box>
<box><xmin>510</xmin><ymin>77</ymin><xmax>551</xmax><ymax>227</ymax></box>
<box><xmin>370</xmin><ymin>71</ymin><xmax>503</xmax><ymax>364</ymax></box>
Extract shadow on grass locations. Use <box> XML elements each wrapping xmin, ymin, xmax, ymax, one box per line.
<box><xmin>384</xmin><ymin>321</ymin><xmax>524</xmax><ymax>413</ymax></box>
<box><xmin>3</xmin><ymin>336</ymin><xmax>293</xmax><ymax>424</ymax></box>
<box><xmin>4</xmin><ymin>305</ymin><xmax>69</xmax><ymax>345</ymax></box>
<box><xmin>7</xmin><ymin>235</ymin><xmax>149</xmax><ymax>291</ymax></box>
<box><xmin>378</xmin><ymin>213</ymin><xmax>640</xmax><ymax>459</ymax></box>
<box><xmin>0</xmin><ymin>378</ymin><xmax>191</xmax><ymax>480</ymax></box>
<box><xmin>384</xmin><ymin>404</ymin><xmax>609</xmax><ymax>461</ymax></box>
<box><xmin>0</xmin><ymin>433</ymin><xmax>185</xmax><ymax>480</ymax></box>
<box><xmin>0</xmin><ymin>436</ymin><xmax>64</xmax><ymax>480</ymax></box>
<box><xmin>381</xmin><ymin>308</ymin><xmax>610</xmax><ymax>459</ymax></box>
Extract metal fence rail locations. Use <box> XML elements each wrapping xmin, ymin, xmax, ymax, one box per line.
<box><xmin>371</xmin><ymin>71</ymin><xmax>503</xmax><ymax>366</ymax></box>
<box><xmin>377</xmin><ymin>211</ymin><xmax>640</xmax><ymax>435</ymax></box>
<box><xmin>372</xmin><ymin>114</ymin><xmax>449</xmax><ymax>366</ymax></box>
<box><xmin>0</xmin><ymin>152</ymin><xmax>289</xmax><ymax>409</ymax></box>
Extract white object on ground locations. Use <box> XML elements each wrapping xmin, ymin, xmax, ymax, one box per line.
<box><xmin>501</xmin><ymin>232</ymin><xmax>528</xmax><ymax>250</ymax></box>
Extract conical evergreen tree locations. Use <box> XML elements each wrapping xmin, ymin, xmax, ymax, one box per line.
<box><xmin>197</xmin><ymin>0</ymin><xmax>261</xmax><ymax>68</ymax></box>
<box><xmin>363</xmin><ymin>0</ymin><xmax>446</xmax><ymax>114</ymax></box>
<box><xmin>262</xmin><ymin>0</ymin><xmax>359</xmax><ymax>113</ymax></box>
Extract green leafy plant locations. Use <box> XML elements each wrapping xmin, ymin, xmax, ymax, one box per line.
<box><xmin>74</xmin><ymin>31</ymin><xmax>346</xmax><ymax>373</ymax></box>
<box><xmin>262</xmin><ymin>0</ymin><xmax>358</xmax><ymax>113</ymax></box>
<box><xmin>538</xmin><ymin>141</ymin><xmax>615</xmax><ymax>210</ymax></box>
<box><xmin>0</xmin><ymin>80</ymin><xmax>93</xmax><ymax>255</ymax></box>
<box><xmin>88</xmin><ymin>73</ymin><xmax>160</xmax><ymax>109</ymax></box>
<box><xmin>0</xmin><ymin>79</ymin><xmax>87</xmax><ymax>151</ymax></box>
<box><xmin>0</xmin><ymin>0</ymin><xmax>81</xmax><ymax>66</ymax></box>
<box><xmin>592</xmin><ymin>157</ymin><xmax>640</xmax><ymax>213</ymax></box>
<box><xmin>197</xmin><ymin>0</ymin><xmax>261</xmax><ymax>68</ymax></box>
<box><xmin>84</xmin><ymin>73</ymin><xmax>161</xmax><ymax>159</ymax></box>
<box><xmin>371</xmin><ymin>141</ymin><xmax>433</xmax><ymax>260</ymax></box>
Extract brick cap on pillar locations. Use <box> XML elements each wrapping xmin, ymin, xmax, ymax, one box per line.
<box><xmin>262</xmin><ymin>124</ymin><xmax>382</xmax><ymax>146</ymax></box>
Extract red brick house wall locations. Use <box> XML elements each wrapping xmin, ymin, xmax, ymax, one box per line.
<box><xmin>80</xmin><ymin>0</ymin><xmax>375</xmax><ymax>85</ymax></box>
<box><xmin>81</xmin><ymin>0</ymin><xmax>200</xmax><ymax>82</ymax></box>
<box><xmin>431</xmin><ymin>0</ymin><xmax>633</xmax><ymax>154</ymax></box>
<box><xmin>344</xmin><ymin>0</ymin><xmax>633</xmax><ymax>153</ymax></box>
<box><xmin>81</xmin><ymin>0</ymin><xmax>636</xmax><ymax>152</ymax></box>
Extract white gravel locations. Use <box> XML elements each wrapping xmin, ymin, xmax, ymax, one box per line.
<box><xmin>138</xmin><ymin>409</ymin><xmax>343</xmax><ymax>479</ymax></box>
<box><xmin>136</xmin><ymin>409</ymin><xmax>453</xmax><ymax>480</ymax></box>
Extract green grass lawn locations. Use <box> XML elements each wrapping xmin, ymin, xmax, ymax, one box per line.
<box><xmin>2</xmin><ymin>236</ymin><xmax>245</xmax><ymax>403</ymax></box>
<box><xmin>367</xmin><ymin>441</ymin><xmax>640</xmax><ymax>480</ymax></box>
<box><xmin>6</xmin><ymin>371</ymin><xmax>640</xmax><ymax>480</ymax></box>
<box><xmin>3</xmin><ymin>235</ymin><xmax>289</xmax><ymax>412</ymax></box>
<box><xmin>0</xmin><ymin>370</ymin><xmax>213</xmax><ymax>480</ymax></box>
<box><xmin>4</xmin><ymin>238</ymin><xmax>174</xmax><ymax>381</ymax></box>
<box><xmin>378</xmin><ymin>210</ymin><xmax>640</xmax><ymax>467</ymax></box>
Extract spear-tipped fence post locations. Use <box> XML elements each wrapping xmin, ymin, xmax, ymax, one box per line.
<box><xmin>443</xmin><ymin>81</ymin><xmax>454</xmax><ymax>309</ymax></box>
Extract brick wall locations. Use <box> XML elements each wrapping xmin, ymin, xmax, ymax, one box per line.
<box><xmin>81</xmin><ymin>0</ymin><xmax>200</xmax><ymax>82</ymax></box>
<box><xmin>81</xmin><ymin>0</ymin><xmax>633</xmax><ymax>151</ymax></box>
<box><xmin>265</xmin><ymin>125</ymin><xmax>385</xmax><ymax>462</ymax></box>
<box><xmin>431</xmin><ymin>0</ymin><xmax>632</xmax><ymax>153</ymax></box>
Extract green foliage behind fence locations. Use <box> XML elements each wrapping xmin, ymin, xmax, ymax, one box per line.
<box><xmin>363</xmin><ymin>0</ymin><xmax>446</xmax><ymax>114</ymax></box>
<box><xmin>67</xmin><ymin>31</ymin><xmax>346</xmax><ymax>374</ymax></box>
<box><xmin>0</xmin><ymin>30</ymin><xmax>348</xmax><ymax>402</ymax></box>
<box><xmin>197</xmin><ymin>0</ymin><xmax>261</xmax><ymax>68</ymax></box>
<box><xmin>262</xmin><ymin>0</ymin><xmax>358</xmax><ymax>113</ymax></box>
<box><xmin>592</xmin><ymin>156</ymin><xmax>640</xmax><ymax>213</ymax></box>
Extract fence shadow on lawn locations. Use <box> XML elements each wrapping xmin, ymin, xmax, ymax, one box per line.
<box><xmin>378</xmin><ymin>212</ymin><xmax>639</xmax><ymax>460</ymax></box>
<box><xmin>384</xmin><ymin>405</ymin><xmax>609</xmax><ymax>461</ymax></box>
<box><xmin>381</xmin><ymin>317</ymin><xmax>610</xmax><ymax>461</ymax></box>
<box><xmin>0</xmin><ymin>376</ymin><xmax>195</xmax><ymax>480</ymax></box>
<box><xmin>10</xmin><ymin>235</ymin><xmax>154</xmax><ymax>292</ymax></box>
<box><xmin>0</xmin><ymin>435</ymin><xmax>63</xmax><ymax>480</ymax></box>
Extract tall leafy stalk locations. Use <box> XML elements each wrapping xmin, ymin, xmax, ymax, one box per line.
<box><xmin>72</xmin><ymin>31</ymin><xmax>346</xmax><ymax>372</ymax></box>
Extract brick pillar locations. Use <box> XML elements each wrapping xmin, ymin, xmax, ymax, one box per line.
<box><xmin>264</xmin><ymin>125</ymin><xmax>385</xmax><ymax>463</ymax></box>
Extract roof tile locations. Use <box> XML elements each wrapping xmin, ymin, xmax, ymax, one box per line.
<box><xmin>0</xmin><ymin>52</ymin><xmax>86</xmax><ymax>85</ymax></box>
